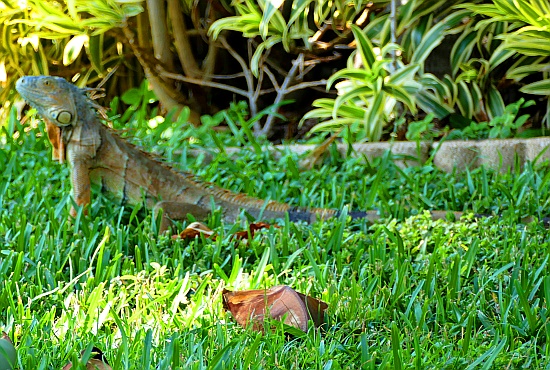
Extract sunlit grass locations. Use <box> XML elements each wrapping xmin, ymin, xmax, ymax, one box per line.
<box><xmin>1</xmin><ymin>109</ymin><xmax>550</xmax><ymax>368</ymax></box>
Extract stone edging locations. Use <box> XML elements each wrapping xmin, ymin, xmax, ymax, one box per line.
<box><xmin>193</xmin><ymin>137</ymin><xmax>550</xmax><ymax>173</ymax></box>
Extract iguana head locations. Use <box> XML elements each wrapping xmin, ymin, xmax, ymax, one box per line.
<box><xmin>16</xmin><ymin>75</ymin><xmax>79</xmax><ymax>127</ymax></box>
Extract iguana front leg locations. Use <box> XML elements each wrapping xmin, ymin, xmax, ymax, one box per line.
<box><xmin>69</xmin><ymin>160</ymin><xmax>91</xmax><ymax>217</ymax></box>
<box><xmin>153</xmin><ymin>201</ymin><xmax>212</xmax><ymax>233</ymax></box>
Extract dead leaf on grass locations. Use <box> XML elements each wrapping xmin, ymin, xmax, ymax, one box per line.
<box><xmin>232</xmin><ymin>222</ymin><xmax>280</xmax><ymax>240</ymax></box>
<box><xmin>62</xmin><ymin>347</ymin><xmax>111</xmax><ymax>370</ymax></box>
<box><xmin>172</xmin><ymin>222</ymin><xmax>279</xmax><ymax>241</ymax></box>
<box><xmin>222</xmin><ymin>285</ymin><xmax>328</xmax><ymax>332</ymax></box>
<box><xmin>171</xmin><ymin>221</ymin><xmax>216</xmax><ymax>240</ymax></box>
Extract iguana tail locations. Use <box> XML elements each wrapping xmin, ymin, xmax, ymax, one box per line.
<box><xmin>286</xmin><ymin>208</ymin><xmax>381</xmax><ymax>223</ymax></box>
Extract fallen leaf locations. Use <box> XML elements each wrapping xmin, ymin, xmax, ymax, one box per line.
<box><xmin>62</xmin><ymin>347</ymin><xmax>111</xmax><ymax>370</ymax></box>
<box><xmin>172</xmin><ymin>221</ymin><xmax>216</xmax><ymax>240</ymax></box>
<box><xmin>232</xmin><ymin>222</ymin><xmax>279</xmax><ymax>240</ymax></box>
<box><xmin>222</xmin><ymin>285</ymin><xmax>328</xmax><ymax>332</ymax></box>
<box><xmin>173</xmin><ymin>222</ymin><xmax>279</xmax><ymax>241</ymax></box>
<box><xmin>296</xmin><ymin>292</ymin><xmax>329</xmax><ymax>328</ymax></box>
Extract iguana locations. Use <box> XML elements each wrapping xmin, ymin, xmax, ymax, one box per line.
<box><xmin>15</xmin><ymin>75</ymin><xmax>534</xmax><ymax>231</ymax></box>
<box><xmin>16</xmin><ymin>75</ymin><xmax>379</xmax><ymax>231</ymax></box>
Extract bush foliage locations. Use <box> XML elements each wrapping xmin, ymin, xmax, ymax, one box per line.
<box><xmin>1</xmin><ymin>0</ymin><xmax>549</xmax><ymax>139</ymax></box>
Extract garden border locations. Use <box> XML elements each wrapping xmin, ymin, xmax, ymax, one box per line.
<box><xmin>209</xmin><ymin>138</ymin><xmax>550</xmax><ymax>172</ymax></box>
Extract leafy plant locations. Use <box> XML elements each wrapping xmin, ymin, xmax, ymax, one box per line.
<box><xmin>302</xmin><ymin>28</ymin><xmax>420</xmax><ymax>142</ymax></box>
<box><xmin>447</xmin><ymin>120</ymin><xmax>490</xmax><ymax>140</ymax></box>
<box><xmin>461</xmin><ymin>0</ymin><xmax>550</xmax><ymax>124</ymax></box>
<box><xmin>0</xmin><ymin>0</ymin><xmax>143</xmax><ymax>99</ymax></box>
<box><xmin>486</xmin><ymin>98</ymin><xmax>535</xmax><ymax>138</ymax></box>
<box><xmin>405</xmin><ymin>113</ymin><xmax>438</xmax><ymax>141</ymax></box>
<box><xmin>303</xmin><ymin>5</ymin><xmax>470</xmax><ymax>141</ymax></box>
<box><xmin>447</xmin><ymin>98</ymin><xmax>535</xmax><ymax>139</ymax></box>
<box><xmin>208</xmin><ymin>0</ymin><xmax>387</xmax><ymax>77</ymax></box>
<box><xmin>303</xmin><ymin>0</ymin><xmax>550</xmax><ymax>142</ymax></box>
<box><xmin>415</xmin><ymin>12</ymin><xmax>527</xmax><ymax>126</ymax></box>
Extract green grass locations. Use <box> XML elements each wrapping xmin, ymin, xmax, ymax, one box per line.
<box><xmin>1</xmin><ymin>107</ymin><xmax>550</xmax><ymax>369</ymax></box>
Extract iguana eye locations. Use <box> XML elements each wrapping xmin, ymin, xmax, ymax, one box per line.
<box><xmin>55</xmin><ymin>111</ymin><xmax>73</xmax><ymax>125</ymax></box>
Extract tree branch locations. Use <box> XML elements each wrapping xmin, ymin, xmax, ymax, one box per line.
<box><xmin>167</xmin><ymin>0</ymin><xmax>200</xmax><ymax>78</ymax></box>
<box><xmin>262</xmin><ymin>65</ymin><xmax>279</xmax><ymax>91</ymax></box>
<box><xmin>257</xmin><ymin>54</ymin><xmax>305</xmax><ymax>137</ymax></box>
<box><xmin>218</xmin><ymin>35</ymin><xmax>260</xmax><ymax>130</ymax></box>
<box><xmin>201</xmin><ymin>41</ymin><xmax>219</xmax><ymax>82</ymax></box>
<box><xmin>159</xmin><ymin>70</ymin><xmax>274</xmax><ymax>96</ymax></box>
<box><xmin>146</xmin><ymin>0</ymin><xmax>174</xmax><ymax>70</ymax></box>
<box><xmin>286</xmin><ymin>80</ymin><xmax>328</xmax><ymax>94</ymax></box>
<box><xmin>159</xmin><ymin>70</ymin><xmax>249</xmax><ymax>97</ymax></box>
<box><xmin>123</xmin><ymin>27</ymin><xmax>202</xmax><ymax>124</ymax></box>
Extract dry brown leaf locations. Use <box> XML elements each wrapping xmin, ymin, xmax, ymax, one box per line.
<box><xmin>172</xmin><ymin>221</ymin><xmax>216</xmax><ymax>240</ymax></box>
<box><xmin>173</xmin><ymin>222</ymin><xmax>278</xmax><ymax>241</ymax></box>
<box><xmin>62</xmin><ymin>347</ymin><xmax>111</xmax><ymax>370</ymax></box>
<box><xmin>222</xmin><ymin>285</ymin><xmax>328</xmax><ymax>332</ymax></box>
<box><xmin>232</xmin><ymin>222</ymin><xmax>279</xmax><ymax>240</ymax></box>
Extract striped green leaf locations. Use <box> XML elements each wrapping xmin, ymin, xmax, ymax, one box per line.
<box><xmin>260</xmin><ymin>0</ymin><xmax>286</xmax><ymax>38</ymax></box>
<box><xmin>411</xmin><ymin>9</ymin><xmax>471</xmax><ymax>65</ymax></box>
<box><xmin>456</xmin><ymin>81</ymin><xmax>474</xmax><ymax>118</ymax></box>
<box><xmin>416</xmin><ymin>90</ymin><xmax>454</xmax><ymax>118</ymax></box>
<box><xmin>520</xmin><ymin>79</ymin><xmax>550</xmax><ymax>95</ymax></box>
<box><xmin>487</xmin><ymin>85</ymin><xmax>505</xmax><ymax>119</ymax></box>
<box><xmin>451</xmin><ymin>29</ymin><xmax>478</xmax><ymax>76</ymax></box>
<box><xmin>351</xmin><ymin>24</ymin><xmax>376</xmax><ymax>71</ymax></box>
<box><xmin>63</xmin><ymin>34</ymin><xmax>88</xmax><ymax>65</ymax></box>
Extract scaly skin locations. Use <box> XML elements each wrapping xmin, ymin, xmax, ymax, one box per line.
<box><xmin>21</xmin><ymin>76</ymin><xmax>542</xmax><ymax>231</ymax></box>
<box><xmin>16</xmin><ymin>75</ymin><xmax>392</xmax><ymax>231</ymax></box>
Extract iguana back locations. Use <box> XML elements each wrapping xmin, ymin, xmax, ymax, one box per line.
<box><xmin>16</xmin><ymin>75</ymin><xmax>376</xmax><ymax>230</ymax></box>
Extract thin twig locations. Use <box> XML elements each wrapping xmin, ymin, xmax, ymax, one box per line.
<box><xmin>390</xmin><ymin>0</ymin><xmax>398</xmax><ymax>73</ymax></box>
<box><xmin>263</xmin><ymin>65</ymin><xmax>279</xmax><ymax>91</ymax></box>
<box><xmin>263</xmin><ymin>57</ymin><xmax>288</xmax><ymax>77</ymax></box>
<box><xmin>253</xmin><ymin>66</ymin><xmax>264</xmax><ymax>106</ymax></box>
<box><xmin>286</xmin><ymin>80</ymin><xmax>327</xmax><ymax>94</ymax></box>
<box><xmin>258</xmin><ymin>88</ymin><xmax>277</xmax><ymax>95</ymax></box>
<box><xmin>160</xmin><ymin>70</ymin><xmax>249</xmax><ymax>97</ymax></box>
<box><xmin>205</xmin><ymin>72</ymin><xmax>247</xmax><ymax>80</ymax></box>
<box><xmin>309</xmin><ymin>24</ymin><xmax>329</xmax><ymax>43</ymax></box>
<box><xmin>310</xmin><ymin>85</ymin><xmax>336</xmax><ymax>94</ymax></box>
<box><xmin>258</xmin><ymin>54</ymin><xmax>305</xmax><ymax>137</ymax></box>
<box><xmin>296</xmin><ymin>63</ymin><xmax>316</xmax><ymax>80</ymax></box>
<box><xmin>160</xmin><ymin>69</ymin><xmax>277</xmax><ymax>96</ymax></box>
<box><xmin>218</xmin><ymin>36</ymin><xmax>257</xmax><ymax>117</ymax></box>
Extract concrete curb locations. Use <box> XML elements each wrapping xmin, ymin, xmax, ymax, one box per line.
<box><xmin>195</xmin><ymin>137</ymin><xmax>550</xmax><ymax>172</ymax></box>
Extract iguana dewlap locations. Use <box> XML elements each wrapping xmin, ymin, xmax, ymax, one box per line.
<box><xmin>16</xmin><ymin>75</ymin><xmax>388</xmax><ymax>231</ymax></box>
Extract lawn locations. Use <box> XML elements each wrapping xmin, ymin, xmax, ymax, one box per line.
<box><xmin>1</xmin><ymin>107</ymin><xmax>550</xmax><ymax>369</ymax></box>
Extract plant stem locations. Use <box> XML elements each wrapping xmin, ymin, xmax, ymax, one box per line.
<box><xmin>146</xmin><ymin>0</ymin><xmax>174</xmax><ymax>70</ymax></box>
<box><xmin>257</xmin><ymin>54</ymin><xmax>305</xmax><ymax>138</ymax></box>
<box><xmin>390</xmin><ymin>0</ymin><xmax>398</xmax><ymax>73</ymax></box>
<box><xmin>167</xmin><ymin>0</ymin><xmax>200</xmax><ymax>78</ymax></box>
